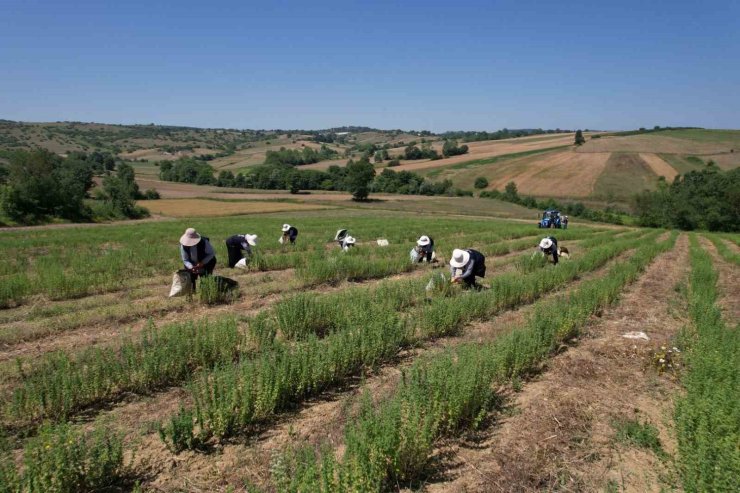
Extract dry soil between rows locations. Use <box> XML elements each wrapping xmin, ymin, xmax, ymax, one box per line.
<box><xmin>130</xmin><ymin>245</ymin><xmax>640</xmax><ymax>492</ymax></box>
<box><xmin>423</xmin><ymin>234</ymin><xmax>689</xmax><ymax>493</ymax></box>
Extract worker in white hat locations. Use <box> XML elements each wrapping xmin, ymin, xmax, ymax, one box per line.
<box><xmin>449</xmin><ymin>247</ymin><xmax>486</xmax><ymax>289</ymax></box>
<box><xmin>538</xmin><ymin>236</ymin><xmax>559</xmax><ymax>265</ymax></box>
<box><xmin>225</xmin><ymin>233</ymin><xmax>258</xmax><ymax>268</ymax></box>
<box><xmin>179</xmin><ymin>228</ymin><xmax>217</xmax><ymax>287</ymax></box>
<box><xmin>411</xmin><ymin>235</ymin><xmax>435</xmax><ymax>263</ymax></box>
<box><xmin>281</xmin><ymin>223</ymin><xmax>299</xmax><ymax>244</ymax></box>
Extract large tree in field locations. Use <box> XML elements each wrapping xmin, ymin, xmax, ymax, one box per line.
<box><xmin>574</xmin><ymin>129</ymin><xmax>586</xmax><ymax>145</ymax></box>
<box><xmin>345</xmin><ymin>158</ymin><xmax>376</xmax><ymax>201</ymax></box>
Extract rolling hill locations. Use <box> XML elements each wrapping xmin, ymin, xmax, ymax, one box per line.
<box><xmin>2</xmin><ymin>120</ymin><xmax>737</xmax><ymax>206</ymax></box>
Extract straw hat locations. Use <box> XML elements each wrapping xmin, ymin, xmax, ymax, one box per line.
<box><xmin>417</xmin><ymin>235</ymin><xmax>431</xmax><ymax>246</ymax></box>
<box><xmin>345</xmin><ymin>236</ymin><xmax>356</xmax><ymax>245</ymax></box>
<box><xmin>245</xmin><ymin>234</ymin><xmax>258</xmax><ymax>246</ymax></box>
<box><xmin>282</xmin><ymin>224</ymin><xmax>291</xmax><ymax>232</ymax></box>
<box><xmin>539</xmin><ymin>238</ymin><xmax>553</xmax><ymax>250</ymax></box>
<box><xmin>449</xmin><ymin>249</ymin><xmax>470</xmax><ymax>268</ymax></box>
<box><xmin>180</xmin><ymin>228</ymin><xmax>201</xmax><ymax>247</ymax></box>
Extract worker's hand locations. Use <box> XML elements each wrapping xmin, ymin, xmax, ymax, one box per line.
<box><xmin>452</xmin><ymin>277</ymin><xmax>461</xmax><ymax>284</ymax></box>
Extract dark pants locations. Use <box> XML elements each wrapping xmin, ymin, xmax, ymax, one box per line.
<box><xmin>190</xmin><ymin>257</ymin><xmax>217</xmax><ymax>289</ymax></box>
<box><xmin>227</xmin><ymin>245</ymin><xmax>245</xmax><ymax>268</ymax></box>
<box><xmin>462</xmin><ymin>259</ymin><xmax>486</xmax><ymax>289</ymax></box>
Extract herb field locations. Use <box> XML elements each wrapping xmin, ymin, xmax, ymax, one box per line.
<box><xmin>0</xmin><ymin>209</ymin><xmax>737</xmax><ymax>493</ymax></box>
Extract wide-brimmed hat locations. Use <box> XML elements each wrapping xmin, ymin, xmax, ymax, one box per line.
<box><xmin>282</xmin><ymin>224</ymin><xmax>291</xmax><ymax>232</ymax></box>
<box><xmin>449</xmin><ymin>248</ymin><xmax>470</xmax><ymax>268</ymax></box>
<box><xmin>245</xmin><ymin>234</ymin><xmax>258</xmax><ymax>246</ymax></box>
<box><xmin>345</xmin><ymin>236</ymin><xmax>356</xmax><ymax>245</ymax></box>
<box><xmin>180</xmin><ymin>228</ymin><xmax>201</xmax><ymax>247</ymax></box>
<box><xmin>539</xmin><ymin>238</ymin><xmax>553</xmax><ymax>250</ymax></box>
<box><xmin>417</xmin><ymin>235</ymin><xmax>431</xmax><ymax>246</ymax></box>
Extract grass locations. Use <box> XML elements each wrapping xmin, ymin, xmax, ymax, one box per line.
<box><xmin>658</xmin><ymin>154</ymin><xmax>706</xmax><ymax>176</ymax></box>
<box><xmin>674</xmin><ymin>235</ymin><xmax>740</xmax><ymax>492</ymax></box>
<box><xmin>613</xmin><ymin>418</ymin><xmax>666</xmax><ymax>458</ymax></box>
<box><xmin>157</xmin><ymin>231</ymin><xmax>652</xmax><ymax>450</ymax></box>
<box><xmin>424</xmin><ymin>145</ymin><xmax>570</xmax><ymax>177</ymax></box>
<box><xmin>0</xmin><ymin>422</ymin><xmax>127</xmax><ymax>493</ymax></box>
<box><xmin>268</xmin><ymin>233</ymin><xmax>677</xmax><ymax>491</ymax></box>
<box><xmin>139</xmin><ymin>198</ymin><xmax>333</xmax><ymax>217</ymax></box>
<box><xmin>654</xmin><ymin>129</ymin><xmax>740</xmax><ymax>146</ymax></box>
<box><xmin>593</xmin><ymin>152</ymin><xmax>659</xmax><ymax>199</ymax></box>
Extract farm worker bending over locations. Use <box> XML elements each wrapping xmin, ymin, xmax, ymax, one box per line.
<box><xmin>411</xmin><ymin>235</ymin><xmax>435</xmax><ymax>263</ymax></box>
<box><xmin>225</xmin><ymin>234</ymin><xmax>258</xmax><ymax>268</ymax></box>
<box><xmin>281</xmin><ymin>224</ymin><xmax>299</xmax><ymax>244</ymax></box>
<box><xmin>539</xmin><ymin>236</ymin><xmax>559</xmax><ymax>265</ymax></box>
<box><xmin>180</xmin><ymin>228</ymin><xmax>216</xmax><ymax>286</ymax></box>
<box><xmin>341</xmin><ymin>236</ymin><xmax>356</xmax><ymax>251</ymax></box>
<box><xmin>450</xmin><ymin>248</ymin><xmax>486</xmax><ymax>289</ymax></box>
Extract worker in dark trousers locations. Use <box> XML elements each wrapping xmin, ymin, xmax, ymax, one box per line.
<box><xmin>179</xmin><ymin>228</ymin><xmax>217</xmax><ymax>289</ymax></box>
<box><xmin>539</xmin><ymin>236</ymin><xmax>559</xmax><ymax>265</ymax></box>
<box><xmin>450</xmin><ymin>248</ymin><xmax>486</xmax><ymax>289</ymax></box>
<box><xmin>225</xmin><ymin>233</ymin><xmax>258</xmax><ymax>268</ymax></box>
<box><xmin>413</xmin><ymin>235</ymin><xmax>435</xmax><ymax>263</ymax></box>
<box><xmin>281</xmin><ymin>224</ymin><xmax>299</xmax><ymax>244</ymax></box>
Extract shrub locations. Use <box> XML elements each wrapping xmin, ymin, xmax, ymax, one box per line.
<box><xmin>473</xmin><ymin>176</ymin><xmax>489</xmax><ymax>189</ymax></box>
<box><xmin>7</xmin><ymin>423</ymin><xmax>127</xmax><ymax>493</ymax></box>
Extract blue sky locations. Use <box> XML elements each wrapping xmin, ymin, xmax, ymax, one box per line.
<box><xmin>1</xmin><ymin>0</ymin><xmax>738</xmax><ymax>131</ymax></box>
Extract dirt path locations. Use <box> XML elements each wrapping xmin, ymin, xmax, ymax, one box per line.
<box><xmin>699</xmin><ymin>236</ymin><xmax>740</xmax><ymax>324</ymax></box>
<box><xmin>423</xmin><ymin>234</ymin><xmax>689</xmax><ymax>493</ymax></box>
<box><xmin>127</xmin><ymin>247</ymin><xmax>639</xmax><ymax>492</ymax></box>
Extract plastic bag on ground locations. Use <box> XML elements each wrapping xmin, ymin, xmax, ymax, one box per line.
<box><xmin>278</xmin><ymin>236</ymin><xmax>284</xmax><ymax>244</ymax></box>
<box><xmin>169</xmin><ymin>270</ymin><xmax>193</xmax><ymax>297</ymax></box>
<box><xmin>234</xmin><ymin>258</ymin><xmax>248</xmax><ymax>270</ymax></box>
<box><xmin>377</xmin><ymin>239</ymin><xmax>389</xmax><ymax>247</ymax></box>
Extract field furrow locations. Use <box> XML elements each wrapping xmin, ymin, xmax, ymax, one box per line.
<box><xmin>424</xmin><ymin>234</ymin><xmax>688</xmax><ymax>492</ymax></box>
<box><xmin>140</xmin><ymin>244</ymin><xmax>642</xmax><ymax>491</ymax></box>
<box><xmin>258</xmin><ymin>233</ymin><xmax>677</xmax><ymax>492</ymax></box>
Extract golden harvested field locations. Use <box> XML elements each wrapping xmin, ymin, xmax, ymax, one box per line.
<box><xmin>639</xmin><ymin>153</ymin><xmax>679</xmax><ymax>181</ymax></box>
<box><xmin>138</xmin><ymin>198</ymin><xmax>333</xmax><ymax>217</ymax></box>
<box><xmin>392</xmin><ymin>133</ymin><xmax>577</xmax><ymax>172</ymax></box>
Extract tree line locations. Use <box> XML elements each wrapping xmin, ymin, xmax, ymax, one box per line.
<box><xmin>633</xmin><ymin>166</ymin><xmax>739</xmax><ymax>231</ymax></box>
<box><xmin>0</xmin><ymin>149</ymin><xmax>155</xmax><ymax>225</ymax></box>
<box><xmin>158</xmin><ymin>157</ymin><xmax>468</xmax><ymax>201</ymax></box>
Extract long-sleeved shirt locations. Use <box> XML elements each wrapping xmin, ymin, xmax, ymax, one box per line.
<box><xmin>180</xmin><ymin>240</ymin><xmax>215</xmax><ymax>269</ymax></box>
<box><xmin>540</xmin><ymin>237</ymin><xmax>559</xmax><ymax>265</ymax></box>
<box><xmin>451</xmin><ymin>259</ymin><xmax>475</xmax><ymax>280</ymax></box>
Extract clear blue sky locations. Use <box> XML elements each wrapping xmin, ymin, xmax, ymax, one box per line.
<box><xmin>1</xmin><ymin>0</ymin><xmax>738</xmax><ymax>132</ymax></box>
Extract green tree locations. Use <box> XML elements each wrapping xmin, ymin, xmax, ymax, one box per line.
<box><xmin>345</xmin><ymin>159</ymin><xmax>376</xmax><ymax>201</ymax></box>
<box><xmin>474</xmin><ymin>177</ymin><xmax>489</xmax><ymax>189</ymax></box>
<box><xmin>504</xmin><ymin>181</ymin><xmax>520</xmax><ymax>203</ymax></box>
<box><xmin>574</xmin><ymin>130</ymin><xmax>586</xmax><ymax>145</ymax></box>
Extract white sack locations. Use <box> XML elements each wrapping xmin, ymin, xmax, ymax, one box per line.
<box><xmin>169</xmin><ymin>270</ymin><xmax>193</xmax><ymax>297</ymax></box>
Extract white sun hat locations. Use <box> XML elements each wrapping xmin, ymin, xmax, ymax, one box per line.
<box><xmin>417</xmin><ymin>235</ymin><xmax>431</xmax><ymax>246</ymax></box>
<box><xmin>539</xmin><ymin>238</ymin><xmax>553</xmax><ymax>250</ymax></box>
<box><xmin>282</xmin><ymin>224</ymin><xmax>291</xmax><ymax>232</ymax></box>
<box><xmin>449</xmin><ymin>248</ymin><xmax>470</xmax><ymax>268</ymax></box>
<box><xmin>180</xmin><ymin>228</ymin><xmax>201</xmax><ymax>247</ymax></box>
<box><xmin>345</xmin><ymin>236</ymin><xmax>356</xmax><ymax>245</ymax></box>
<box><xmin>245</xmin><ymin>234</ymin><xmax>258</xmax><ymax>246</ymax></box>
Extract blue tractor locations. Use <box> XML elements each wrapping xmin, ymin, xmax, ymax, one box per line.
<box><xmin>538</xmin><ymin>209</ymin><xmax>562</xmax><ymax>229</ymax></box>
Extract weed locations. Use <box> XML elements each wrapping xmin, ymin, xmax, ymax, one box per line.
<box><xmin>613</xmin><ymin>418</ymin><xmax>666</xmax><ymax>458</ymax></box>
